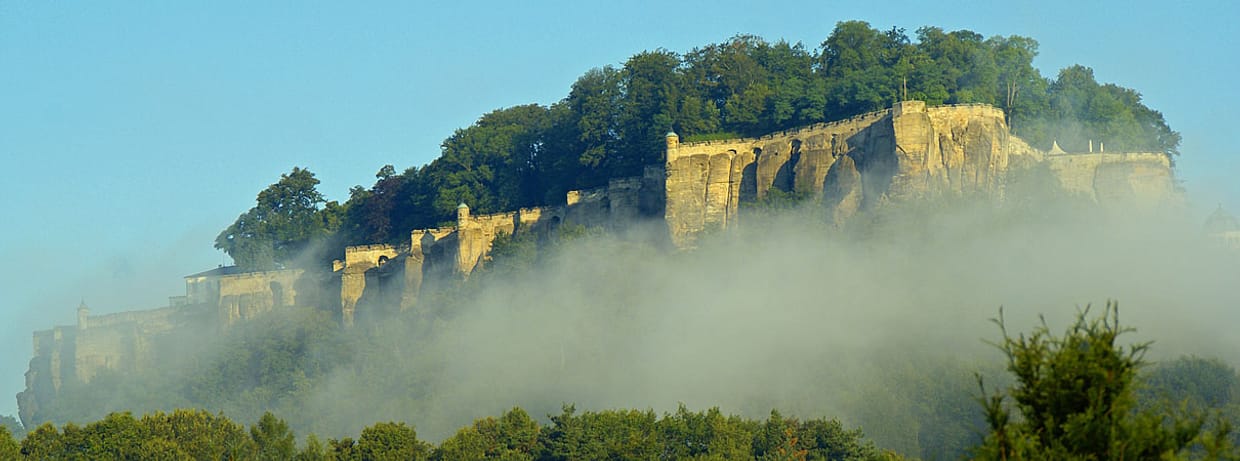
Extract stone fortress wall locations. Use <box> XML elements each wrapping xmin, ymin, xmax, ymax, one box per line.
<box><xmin>18</xmin><ymin>302</ymin><xmax>192</xmax><ymax>425</ymax></box>
<box><xmin>665</xmin><ymin>107</ymin><xmax>895</xmax><ymax>246</ymax></box>
<box><xmin>337</xmin><ymin>170</ymin><xmax>666</xmax><ymax>325</ymax></box>
<box><xmin>664</xmin><ymin>100</ymin><xmax>1177</xmax><ymax>246</ymax></box>
<box><xmin>17</xmin><ymin>100</ymin><xmax>1182</xmax><ymax>428</ymax></box>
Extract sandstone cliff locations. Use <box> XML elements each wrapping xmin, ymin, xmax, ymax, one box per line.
<box><xmin>664</xmin><ymin>101</ymin><xmax>1176</xmax><ymax>247</ymax></box>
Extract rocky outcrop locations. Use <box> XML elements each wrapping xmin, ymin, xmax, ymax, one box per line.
<box><xmin>665</xmin><ymin>101</ymin><xmax>1176</xmax><ymax>247</ymax></box>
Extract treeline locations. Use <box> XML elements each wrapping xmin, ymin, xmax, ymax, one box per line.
<box><xmin>1</xmin><ymin>406</ymin><xmax>894</xmax><ymax>460</ymax></box>
<box><xmin>215</xmin><ymin>21</ymin><xmax>1179</xmax><ymax>271</ymax></box>
<box><xmin>8</xmin><ymin>306</ymin><xmax>1240</xmax><ymax>460</ymax></box>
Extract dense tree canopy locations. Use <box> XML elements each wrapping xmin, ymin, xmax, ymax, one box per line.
<box><xmin>11</xmin><ymin>406</ymin><xmax>893</xmax><ymax>461</ymax></box>
<box><xmin>216</xmin><ymin>167</ymin><xmax>342</xmax><ymax>270</ymax></box>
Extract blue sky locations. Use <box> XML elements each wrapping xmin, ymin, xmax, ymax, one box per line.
<box><xmin>0</xmin><ymin>0</ymin><xmax>1236</xmax><ymax>418</ymax></box>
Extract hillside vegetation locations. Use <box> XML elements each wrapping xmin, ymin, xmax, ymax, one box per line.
<box><xmin>214</xmin><ymin>21</ymin><xmax>1179</xmax><ymax>271</ymax></box>
<box><xmin>8</xmin><ymin>305</ymin><xmax>1240</xmax><ymax>460</ymax></box>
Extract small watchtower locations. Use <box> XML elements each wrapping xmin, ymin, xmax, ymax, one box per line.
<box><xmin>457</xmin><ymin>202</ymin><xmax>470</xmax><ymax>224</ymax></box>
<box><xmin>77</xmin><ymin>300</ymin><xmax>89</xmax><ymax>330</ymax></box>
<box><xmin>665</xmin><ymin>131</ymin><xmax>679</xmax><ymax>150</ymax></box>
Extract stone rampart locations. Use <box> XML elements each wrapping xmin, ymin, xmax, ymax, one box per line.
<box><xmin>1045</xmin><ymin>152</ymin><xmax>1174</xmax><ymax>205</ymax></box>
<box><xmin>20</xmin><ymin>303</ymin><xmax>196</xmax><ymax>426</ymax></box>
<box><xmin>217</xmin><ymin>269</ymin><xmax>303</xmax><ymax>326</ymax></box>
<box><xmin>344</xmin><ymin>244</ymin><xmax>400</xmax><ymax>269</ymax></box>
<box><xmin>666</xmin><ymin>100</ymin><xmax>1175</xmax><ymax>246</ymax></box>
<box><xmin>665</xmin><ymin>107</ymin><xmax>895</xmax><ymax>246</ymax></box>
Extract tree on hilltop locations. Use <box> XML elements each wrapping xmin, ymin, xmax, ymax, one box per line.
<box><xmin>215</xmin><ymin>167</ymin><xmax>338</xmax><ymax>271</ymax></box>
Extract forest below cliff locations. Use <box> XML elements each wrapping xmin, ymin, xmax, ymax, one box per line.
<box><xmin>214</xmin><ymin>20</ymin><xmax>1180</xmax><ymax>271</ymax></box>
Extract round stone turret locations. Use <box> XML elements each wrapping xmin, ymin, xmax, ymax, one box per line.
<box><xmin>457</xmin><ymin>202</ymin><xmax>470</xmax><ymax>223</ymax></box>
<box><xmin>665</xmin><ymin>131</ymin><xmax>679</xmax><ymax>150</ymax></box>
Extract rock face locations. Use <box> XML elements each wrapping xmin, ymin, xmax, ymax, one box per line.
<box><xmin>664</xmin><ymin>100</ymin><xmax>1176</xmax><ymax>246</ymax></box>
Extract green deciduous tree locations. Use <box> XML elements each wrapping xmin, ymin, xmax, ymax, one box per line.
<box><xmin>539</xmin><ymin>406</ymin><xmax>662</xmax><ymax>460</ymax></box>
<box><xmin>433</xmin><ymin>407</ymin><xmax>540</xmax><ymax>460</ymax></box>
<box><xmin>0</xmin><ymin>415</ymin><xmax>23</xmax><ymax>441</ymax></box>
<box><xmin>20</xmin><ymin>423</ymin><xmax>65</xmax><ymax>459</ymax></box>
<box><xmin>295</xmin><ymin>434</ymin><xmax>329</xmax><ymax>461</ymax></box>
<box><xmin>0</xmin><ymin>425</ymin><xmax>19</xmax><ymax>460</ymax></box>
<box><xmin>216</xmin><ymin>167</ymin><xmax>334</xmax><ymax>270</ymax></box>
<box><xmin>356</xmin><ymin>421</ymin><xmax>429</xmax><ymax>461</ymax></box>
<box><xmin>656</xmin><ymin>405</ymin><xmax>754</xmax><ymax>460</ymax></box>
<box><xmin>251</xmin><ymin>412</ymin><xmax>296</xmax><ymax>460</ymax></box>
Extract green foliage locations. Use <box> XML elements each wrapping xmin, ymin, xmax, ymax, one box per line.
<box><xmin>251</xmin><ymin>412</ymin><xmax>296</xmax><ymax>460</ymax></box>
<box><xmin>356</xmin><ymin>422</ymin><xmax>429</xmax><ymax>461</ymax></box>
<box><xmin>19</xmin><ymin>423</ymin><xmax>63</xmax><ymax>459</ymax></box>
<box><xmin>752</xmin><ymin>410</ymin><xmax>880</xmax><ymax>461</ymax></box>
<box><xmin>433</xmin><ymin>407</ymin><xmax>540</xmax><ymax>460</ymax></box>
<box><xmin>1</xmin><ymin>414</ymin><xmax>24</xmax><ymax>440</ymax></box>
<box><xmin>1015</xmin><ymin>64</ymin><xmax>1181</xmax><ymax>157</ymax></box>
<box><xmin>1139</xmin><ymin>356</ymin><xmax>1240</xmax><ymax>453</ymax></box>
<box><xmin>0</xmin><ymin>425</ymin><xmax>19</xmax><ymax>460</ymax></box>
<box><xmin>656</xmin><ymin>405</ymin><xmax>754</xmax><ymax>460</ymax></box>
<box><xmin>845</xmin><ymin>355</ymin><xmax>995</xmax><ymax>460</ymax></box>
<box><xmin>181</xmin><ymin>308</ymin><xmax>350</xmax><ymax>425</ymax></box>
<box><xmin>13</xmin><ymin>405</ymin><xmax>888</xmax><ymax>461</ymax></box>
<box><xmin>295</xmin><ymin>434</ymin><xmax>328</xmax><ymax>461</ymax></box>
<box><xmin>216</xmin><ymin>167</ymin><xmax>337</xmax><ymax>270</ymax></box>
<box><xmin>975</xmin><ymin>302</ymin><xmax>1219</xmax><ymax>460</ymax></box>
<box><xmin>1142</xmin><ymin>356</ymin><xmax>1240</xmax><ymax>412</ymax></box>
<box><xmin>328</xmin><ymin>437</ymin><xmax>358</xmax><ymax>460</ymax></box>
<box><xmin>472</xmin><ymin>223</ymin><xmax>603</xmax><ymax>284</ymax></box>
<box><xmin>17</xmin><ymin>410</ymin><xmax>256</xmax><ymax>460</ymax></box>
<box><xmin>538</xmin><ymin>405</ymin><xmax>662</xmax><ymax>460</ymax></box>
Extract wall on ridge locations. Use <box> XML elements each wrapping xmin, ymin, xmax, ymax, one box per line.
<box><xmin>216</xmin><ymin>269</ymin><xmax>304</xmax><ymax>327</ymax></box>
<box><xmin>666</xmin><ymin>100</ymin><xmax>1174</xmax><ymax>247</ymax></box>
<box><xmin>346</xmin><ymin>172</ymin><xmax>665</xmax><ymax>323</ymax></box>
<box><xmin>19</xmin><ymin>303</ymin><xmax>203</xmax><ymax>427</ymax></box>
<box><xmin>339</xmin><ymin>245</ymin><xmax>400</xmax><ymax>326</ymax></box>
<box><xmin>665</xmin><ymin>109</ymin><xmax>892</xmax><ymax>247</ymax></box>
<box><xmin>1046</xmin><ymin>152</ymin><xmax>1175</xmax><ymax>206</ymax></box>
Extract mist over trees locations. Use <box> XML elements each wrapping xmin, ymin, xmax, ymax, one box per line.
<box><xmin>11</xmin><ymin>304</ymin><xmax>1240</xmax><ymax>460</ymax></box>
